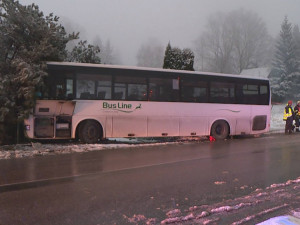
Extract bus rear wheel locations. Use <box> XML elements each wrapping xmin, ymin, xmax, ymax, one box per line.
<box><xmin>79</xmin><ymin>120</ymin><xmax>101</xmax><ymax>144</ymax></box>
<box><xmin>211</xmin><ymin>120</ymin><xmax>229</xmax><ymax>140</ymax></box>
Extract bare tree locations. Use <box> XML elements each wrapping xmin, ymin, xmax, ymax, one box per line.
<box><xmin>229</xmin><ymin>9</ymin><xmax>273</xmax><ymax>73</ymax></box>
<box><xmin>136</xmin><ymin>38</ymin><xmax>164</xmax><ymax>68</ymax></box>
<box><xmin>194</xmin><ymin>9</ymin><xmax>273</xmax><ymax>74</ymax></box>
<box><xmin>195</xmin><ymin>12</ymin><xmax>234</xmax><ymax>73</ymax></box>
<box><xmin>93</xmin><ymin>36</ymin><xmax>121</xmax><ymax>65</ymax></box>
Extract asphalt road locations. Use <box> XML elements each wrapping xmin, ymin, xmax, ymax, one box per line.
<box><xmin>1</xmin><ymin>134</ymin><xmax>300</xmax><ymax>224</ymax></box>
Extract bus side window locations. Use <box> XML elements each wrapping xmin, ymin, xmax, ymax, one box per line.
<box><xmin>236</xmin><ymin>84</ymin><xmax>244</xmax><ymax>104</ymax></box>
<box><xmin>96</xmin><ymin>75</ymin><xmax>112</xmax><ymax>100</ymax></box>
<box><xmin>259</xmin><ymin>85</ymin><xmax>269</xmax><ymax>105</ymax></box>
<box><xmin>242</xmin><ymin>84</ymin><xmax>259</xmax><ymax>105</ymax></box>
<box><xmin>128</xmin><ymin>83</ymin><xmax>147</xmax><ymax>100</ymax></box>
<box><xmin>77</xmin><ymin>79</ymin><xmax>96</xmax><ymax>99</ymax></box>
<box><xmin>181</xmin><ymin>79</ymin><xmax>207</xmax><ymax>102</ymax></box>
<box><xmin>114</xmin><ymin>76</ymin><xmax>147</xmax><ymax>101</ymax></box>
<box><xmin>66</xmin><ymin>79</ymin><xmax>74</xmax><ymax>99</ymax></box>
<box><xmin>210</xmin><ymin>82</ymin><xmax>235</xmax><ymax>104</ymax></box>
<box><xmin>56</xmin><ymin>84</ymin><xmax>65</xmax><ymax>99</ymax></box>
<box><xmin>114</xmin><ymin>83</ymin><xmax>126</xmax><ymax>100</ymax></box>
<box><xmin>149</xmin><ymin>78</ymin><xmax>179</xmax><ymax>102</ymax></box>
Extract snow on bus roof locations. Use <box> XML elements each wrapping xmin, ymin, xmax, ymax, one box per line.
<box><xmin>46</xmin><ymin>61</ymin><xmax>269</xmax><ymax>81</ymax></box>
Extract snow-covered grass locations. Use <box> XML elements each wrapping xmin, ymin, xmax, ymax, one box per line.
<box><xmin>270</xmin><ymin>104</ymin><xmax>285</xmax><ymax>132</ymax></box>
<box><xmin>0</xmin><ymin>141</ymin><xmax>178</xmax><ymax>160</ymax></box>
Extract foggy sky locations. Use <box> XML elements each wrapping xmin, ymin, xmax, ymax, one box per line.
<box><xmin>18</xmin><ymin>0</ymin><xmax>300</xmax><ymax>65</ymax></box>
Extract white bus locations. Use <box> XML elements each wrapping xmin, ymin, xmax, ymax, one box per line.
<box><xmin>24</xmin><ymin>62</ymin><xmax>271</xmax><ymax>143</ymax></box>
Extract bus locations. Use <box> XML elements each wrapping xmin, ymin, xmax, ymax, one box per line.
<box><xmin>24</xmin><ymin>62</ymin><xmax>271</xmax><ymax>143</ymax></box>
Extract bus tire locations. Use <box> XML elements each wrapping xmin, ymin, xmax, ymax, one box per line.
<box><xmin>78</xmin><ymin>120</ymin><xmax>101</xmax><ymax>144</ymax></box>
<box><xmin>211</xmin><ymin>120</ymin><xmax>229</xmax><ymax>140</ymax></box>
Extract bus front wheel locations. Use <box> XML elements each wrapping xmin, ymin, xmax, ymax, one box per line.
<box><xmin>211</xmin><ymin>120</ymin><xmax>229</xmax><ymax>140</ymax></box>
<box><xmin>78</xmin><ymin>120</ymin><xmax>101</xmax><ymax>144</ymax></box>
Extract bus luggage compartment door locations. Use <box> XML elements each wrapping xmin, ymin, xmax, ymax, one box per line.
<box><xmin>112</xmin><ymin>116</ymin><xmax>147</xmax><ymax>137</ymax></box>
<box><xmin>56</xmin><ymin>116</ymin><xmax>72</xmax><ymax>137</ymax></box>
<box><xmin>34</xmin><ymin>117</ymin><xmax>54</xmax><ymax>138</ymax></box>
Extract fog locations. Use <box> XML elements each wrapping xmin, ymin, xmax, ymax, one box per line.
<box><xmin>18</xmin><ymin>0</ymin><xmax>300</xmax><ymax>66</ymax></box>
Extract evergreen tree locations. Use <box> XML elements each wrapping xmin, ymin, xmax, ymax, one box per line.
<box><xmin>163</xmin><ymin>43</ymin><xmax>194</xmax><ymax>71</ymax></box>
<box><xmin>170</xmin><ymin>47</ymin><xmax>182</xmax><ymax>70</ymax></box>
<box><xmin>66</xmin><ymin>40</ymin><xmax>100</xmax><ymax>63</ymax></box>
<box><xmin>271</xmin><ymin>16</ymin><xmax>300</xmax><ymax>101</ymax></box>
<box><xmin>163</xmin><ymin>42</ymin><xmax>172</xmax><ymax>69</ymax></box>
<box><xmin>182</xmin><ymin>48</ymin><xmax>195</xmax><ymax>71</ymax></box>
<box><xmin>293</xmin><ymin>25</ymin><xmax>300</xmax><ymax>65</ymax></box>
<box><xmin>0</xmin><ymin>0</ymin><xmax>80</xmax><ymax>144</ymax></box>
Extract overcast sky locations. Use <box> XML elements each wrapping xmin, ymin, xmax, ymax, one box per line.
<box><xmin>18</xmin><ymin>0</ymin><xmax>300</xmax><ymax>65</ymax></box>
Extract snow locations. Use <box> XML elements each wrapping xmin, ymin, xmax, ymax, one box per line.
<box><xmin>232</xmin><ymin>204</ymin><xmax>290</xmax><ymax>225</ymax></box>
<box><xmin>270</xmin><ymin>104</ymin><xmax>285</xmax><ymax>132</ymax></box>
<box><xmin>128</xmin><ymin>177</ymin><xmax>300</xmax><ymax>224</ymax></box>
<box><xmin>258</xmin><ymin>215</ymin><xmax>300</xmax><ymax>225</ymax></box>
<box><xmin>166</xmin><ymin>209</ymin><xmax>181</xmax><ymax>218</ymax></box>
<box><xmin>161</xmin><ymin>213</ymin><xmax>195</xmax><ymax>224</ymax></box>
<box><xmin>214</xmin><ymin>181</ymin><xmax>226</xmax><ymax>185</ymax></box>
<box><xmin>240</xmin><ymin>67</ymin><xmax>271</xmax><ymax>79</ymax></box>
<box><xmin>0</xmin><ymin>141</ymin><xmax>175</xmax><ymax>160</ymax></box>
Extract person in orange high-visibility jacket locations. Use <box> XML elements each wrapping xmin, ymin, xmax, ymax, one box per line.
<box><xmin>283</xmin><ymin>100</ymin><xmax>294</xmax><ymax>134</ymax></box>
<box><xmin>294</xmin><ymin>101</ymin><xmax>300</xmax><ymax>132</ymax></box>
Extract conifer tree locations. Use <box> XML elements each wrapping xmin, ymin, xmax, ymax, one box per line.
<box><xmin>66</xmin><ymin>40</ymin><xmax>101</xmax><ymax>63</ymax></box>
<box><xmin>293</xmin><ymin>25</ymin><xmax>300</xmax><ymax>64</ymax></box>
<box><xmin>271</xmin><ymin>16</ymin><xmax>300</xmax><ymax>101</ymax></box>
<box><xmin>163</xmin><ymin>42</ymin><xmax>172</xmax><ymax>69</ymax></box>
<box><xmin>0</xmin><ymin>0</ymin><xmax>85</xmax><ymax>144</ymax></box>
<box><xmin>182</xmin><ymin>48</ymin><xmax>195</xmax><ymax>71</ymax></box>
<box><xmin>163</xmin><ymin>43</ymin><xmax>194</xmax><ymax>71</ymax></box>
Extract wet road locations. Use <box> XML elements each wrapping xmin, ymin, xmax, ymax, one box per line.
<box><xmin>1</xmin><ymin>134</ymin><xmax>300</xmax><ymax>224</ymax></box>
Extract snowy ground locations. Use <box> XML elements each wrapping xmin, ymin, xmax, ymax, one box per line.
<box><xmin>124</xmin><ymin>177</ymin><xmax>300</xmax><ymax>224</ymax></box>
<box><xmin>0</xmin><ymin>104</ymin><xmax>286</xmax><ymax>160</ymax></box>
<box><xmin>270</xmin><ymin>104</ymin><xmax>285</xmax><ymax>132</ymax></box>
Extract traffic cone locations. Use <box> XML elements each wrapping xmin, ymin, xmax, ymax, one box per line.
<box><xmin>209</xmin><ymin>136</ymin><xmax>216</xmax><ymax>142</ymax></box>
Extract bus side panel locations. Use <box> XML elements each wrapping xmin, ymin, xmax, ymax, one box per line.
<box><xmin>232</xmin><ymin>105</ymin><xmax>251</xmax><ymax>135</ymax></box>
<box><xmin>112</xmin><ymin>116</ymin><xmax>147</xmax><ymax>137</ymax></box>
<box><xmin>250</xmin><ymin>105</ymin><xmax>271</xmax><ymax>134</ymax></box>
<box><xmin>105</xmin><ymin>116</ymin><xmax>113</xmax><ymax>138</ymax></box>
<box><xmin>34</xmin><ymin>100</ymin><xmax>75</xmax><ymax>116</ymax></box>
<box><xmin>148</xmin><ymin>116</ymin><xmax>180</xmax><ymax>137</ymax></box>
<box><xmin>209</xmin><ymin>105</ymin><xmax>251</xmax><ymax>135</ymax></box>
<box><xmin>235</xmin><ymin>115</ymin><xmax>252</xmax><ymax>135</ymax></box>
<box><xmin>179</xmin><ymin>117</ymin><xmax>208</xmax><ymax>136</ymax></box>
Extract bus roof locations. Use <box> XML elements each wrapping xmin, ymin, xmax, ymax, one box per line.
<box><xmin>46</xmin><ymin>61</ymin><xmax>269</xmax><ymax>81</ymax></box>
